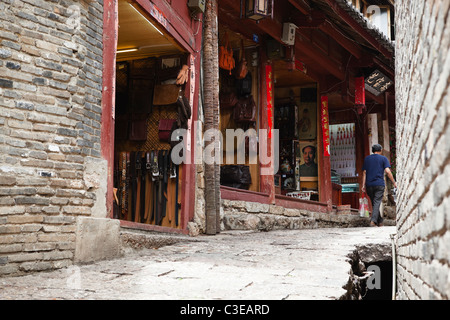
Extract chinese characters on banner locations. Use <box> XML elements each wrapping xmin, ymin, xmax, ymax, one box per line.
<box><xmin>266</xmin><ymin>65</ymin><xmax>273</xmax><ymax>138</ymax></box>
<box><xmin>321</xmin><ymin>96</ymin><xmax>330</xmax><ymax>157</ymax></box>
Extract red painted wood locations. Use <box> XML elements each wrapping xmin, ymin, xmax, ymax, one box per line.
<box><xmin>104</xmin><ymin>1</ymin><xmax>202</xmax><ymax>232</ymax></box>
<box><xmin>318</xmin><ymin>95</ymin><xmax>333</xmax><ymax>212</ymax></box>
<box><xmin>134</xmin><ymin>0</ymin><xmax>197</xmax><ymax>52</ymax></box>
<box><xmin>101</xmin><ymin>0</ymin><xmax>118</xmax><ymax>218</ymax></box>
<box><xmin>219</xmin><ymin>0</ymin><xmax>346</xmax><ymax>81</ymax></box>
<box><xmin>120</xmin><ymin>220</ymin><xmax>189</xmax><ymax>235</ymax></box>
<box><xmin>274</xmin><ymin>194</ymin><xmax>329</xmax><ymax>213</ymax></box>
<box><xmin>259</xmin><ymin>50</ymin><xmax>276</xmax><ymax>204</ymax></box>
<box><xmin>320</xmin><ymin>21</ymin><xmax>362</xmax><ymax>59</ymax></box>
<box><xmin>221</xmin><ymin>186</ymin><xmax>271</xmax><ymax>204</ymax></box>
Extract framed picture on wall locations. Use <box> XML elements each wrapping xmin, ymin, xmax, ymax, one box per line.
<box><xmin>298</xmin><ymin>141</ymin><xmax>318</xmax><ymax>177</ymax></box>
<box><xmin>298</xmin><ymin>102</ymin><xmax>317</xmax><ymax>140</ymax></box>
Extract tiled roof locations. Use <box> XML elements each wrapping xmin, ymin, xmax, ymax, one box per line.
<box><xmin>334</xmin><ymin>0</ymin><xmax>395</xmax><ymax>56</ymax></box>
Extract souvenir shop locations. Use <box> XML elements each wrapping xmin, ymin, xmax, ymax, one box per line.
<box><xmin>216</xmin><ymin>28</ymin><xmax>365</xmax><ymax>211</ymax></box>
<box><xmin>216</xmin><ymin>23</ymin><xmax>328</xmax><ymax>206</ymax></box>
<box><xmin>110</xmin><ymin>0</ymin><xmax>200</xmax><ymax>231</ymax></box>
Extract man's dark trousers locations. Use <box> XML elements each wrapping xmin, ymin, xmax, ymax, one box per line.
<box><xmin>366</xmin><ymin>186</ymin><xmax>385</xmax><ymax>225</ymax></box>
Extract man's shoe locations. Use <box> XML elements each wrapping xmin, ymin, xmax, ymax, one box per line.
<box><xmin>370</xmin><ymin>221</ymin><xmax>377</xmax><ymax>227</ymax></box>
<box><xmin>378</xmin><ymin>222</ymin><xmax>384</xmax><ymax>227</ymax></box>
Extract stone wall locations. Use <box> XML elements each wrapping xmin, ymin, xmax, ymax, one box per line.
<box><xmin>395</xmin><ymin>0</ymin><xmax>450</xmax><ymax>299</ymax></box>
<box><xmin>222</xmin><ymin>199</ymin><xmax>376</xmax><ymax>231</ymax></box>
<box><xmin>0</xmin><ymin>0</ymin><xmax>112</xmax><ymax>276</ymax></box>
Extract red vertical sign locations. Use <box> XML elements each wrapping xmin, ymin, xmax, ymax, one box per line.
<box><xmin>266</xmin><ymin>65</ymin><xmax>273</xmax><ymax>138</ymax></box>
<box><xmin>354</xmin><ymin>77</ymin><xmax>365</xmax><ymax>105</ymax></box>
<box><xmin>321</xmin><ymin>96</ymin><xmax>330</xmax><ymax>157</ymax></box>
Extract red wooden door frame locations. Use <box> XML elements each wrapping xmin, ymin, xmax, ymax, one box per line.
<box><xmin>101</xmin><ymin>0</ymin><xmax>201</xmax><ymax>231</ymax></box>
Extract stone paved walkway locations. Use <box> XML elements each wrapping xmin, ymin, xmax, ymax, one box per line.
<box><xmin>0</xmin><ymin>226</ymin><xmax>395</xmax><ymax>300</ymax></box>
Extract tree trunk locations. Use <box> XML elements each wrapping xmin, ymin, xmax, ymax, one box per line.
<box><xmin>203</xmin><ymin>0</ymin><xmax>220</xmax><ymax>234</ymax></box>
<box><xmin>211</xmin><ymin>2</ymin><xmax>221</xmax><ymax>233</ymax></box>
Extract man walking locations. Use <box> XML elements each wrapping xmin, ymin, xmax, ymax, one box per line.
<box><xmin>361</xmin><ymin>144</ymin><xmax>397</xmax><ymax>227</ymax></box>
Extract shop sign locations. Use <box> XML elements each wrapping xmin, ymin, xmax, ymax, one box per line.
<box><xmin>266</xmin><ymin>65</ymin><xmax>273</xmax><ymax>138</ymax></box>
<box><xmin>321</xmin><ymin>96</ymin><xmax>330</xmax><ymax>157</ymax></box>
<box><xmin>365</xmin><ymin>70</ymin><xmax>393</xmax><ymax>96</ymax></box>
<box><xmin>147</xmin><ymin>2</ymin><xmax>168</xmax><ymax>30</ymax></box>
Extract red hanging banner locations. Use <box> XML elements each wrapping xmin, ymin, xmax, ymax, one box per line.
<box><xmin>321</xmin><ymin>96</ymin><xmax>330</xmax><ymax>157</ymax></box>
<box><xmin>355</xmin><ymin>76</ymin><xmax>366</xmax><ymax>114</ymax></box>
<box><xmin>265</xmin><ymin>65</ymin><xmax>273</xmax><ymax>138</ymax></box>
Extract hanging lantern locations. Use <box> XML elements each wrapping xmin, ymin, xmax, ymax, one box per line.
<box><xmin>245</xmin><ymin>0</ymin><xmax>271</xmax><ymax>21</ymax></box>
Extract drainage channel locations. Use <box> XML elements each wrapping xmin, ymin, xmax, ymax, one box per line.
<box><xmin>341</xmin><ymin>243</ymin><xmax>394</xmax><ymax>300</ymax></box>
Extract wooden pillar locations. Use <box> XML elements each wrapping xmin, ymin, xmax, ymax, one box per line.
<box><xmin>259</xmin><ymin>47</ymin><xmax>275</xmax><ymax>204</ymax></box>
<box><xmin>101</xmin><ymin>0</ymin><xmax>118</xmax><ymax>218</ymax></box>
<box><xmin>318</xmin><ymin>94</ymin><xmax>333</xmax><ymax>212</ymax></box>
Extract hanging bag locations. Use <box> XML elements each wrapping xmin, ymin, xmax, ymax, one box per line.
<box><xmin>220</xmin><ymin>91</ymin><xmax>238</xmax><ymax>109</ymax></box>
<box><xmin>153</xmin><ymin>84</ymin><xmax>180</xmax><ymax>106</ymax></box>
<box><xmin>236</xmin><ymin>71</ymin><xmax>252</xmax><ymax>97</ymax></box>
<box><xmin>158</xmin><ymin>119</ymin><xmax>177</xmax><ymax>142</ymax></box>
<box><xmin>359</xmin><ymin>192</ymin><xmax>370</xmax><ymax>217</ymax></box>
<box><xmin>235</xmin><ymin>39</ymin><xmax>248</xmax><ymax>80</ymax></box>
<box><xmin>219</xmin><ymin>32</ymin><xmax>235</xmax><ymax>75</ymax></box>
<box><xmin>234</xmin><ymin>95</ymin><xmax>256</xmax><ymax>123</ymax></box>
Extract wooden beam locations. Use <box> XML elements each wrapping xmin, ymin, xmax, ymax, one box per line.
<box><xmin>287</xmin><ymin>0</ymin><xmax>311</xmax><ymax>15</ymax></box>
<box><xmin>134</xmin><ymin>0</ymin><xmax>197</xmax><ymax>52</ymax></box>
<box><xmin>320</xmin><ymin>21</ymin><xmax>362</xmax><ymax>59</ymax></box>
<box><xmin>220</xmin><ymin>0</ymin><xmax>346</xmax><ymax>81</ymax></box>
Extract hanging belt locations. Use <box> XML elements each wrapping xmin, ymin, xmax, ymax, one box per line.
<box><xmin>161</xmin><ymin>150</ymin><xmax>169</xmax><ymax>223</ymax></box>
<box><xmin>152</xmin><ymin>150</ymin><xmax>159</xmax><ymax>224</ymax></box>
<box><xmin>113</xmin><ymin>152</ymin><xmax>120</xmax><ymax>219</ymax></box>
<box><xmin>130</xmin><ymin>151</ymin><xmax>137</xmax><ymax>222</ymax></box>
<box><xmin>120</xmin><ymin>152</ymin><xmax>129</xmax><ymax>220</ymax></box>
<box><xmin>139</xmin><ymin>152</ymin><xmax>146</xmax><ymax>223</ymax></box>
<box><xmin>157</xmin><ymin>150</ymin><xmax>164</xmax><ymax>225</ymax></box>
<box><xmin>175</xmin><ymin>163</ymin><xmax>180</xmax><ymax>227</ymax></box>
<box><xmin>135</xmin><ymin>151</ymin><xmax>142</xmax><ymax>223</ymax></box>
<box><xmin>144</xmin><ymin>152</ymin><xmax>152</xmax><ymax>222</ymax></box>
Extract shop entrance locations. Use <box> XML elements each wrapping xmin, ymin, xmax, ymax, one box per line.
<box><xmin>272</xmin><ymin>59</ymin><xmax>320</xmax><ymax>201</ymax></box>
<box><xmin>112</xmin><ymin>0</ymin><xmax>189</xmax><ymax>229</ymax></box>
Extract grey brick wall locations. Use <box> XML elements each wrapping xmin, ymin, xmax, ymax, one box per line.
<box><xmin>0</xmin><ymin>0</ymin><xmax>105</xmax><ymax>276</ymax></box>
<box><xmin>395</xmin><ymin>0</ymin><xmax>450</xmax><ymax>299</ymax></box>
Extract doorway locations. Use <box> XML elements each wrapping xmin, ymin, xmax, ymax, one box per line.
<box><xmin>112</xmin><ymin>0</ymin><xmax>189</xmax><ymax>230</ymax></box>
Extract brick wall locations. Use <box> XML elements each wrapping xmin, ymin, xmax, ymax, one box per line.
<box><xmin>0</xmin><ymin>0</ymin><xmax>106</xmax><ymax>276</ymax></box>
<box><xmin>395</xmin><ymin>0</ymin><xmax>450</xmax><ymax>299</ymax></box>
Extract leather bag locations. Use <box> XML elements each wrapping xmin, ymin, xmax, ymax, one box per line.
<box><xmin>220</xmin><ymin>165</ymin><xmax>252</xmax><ymax>185</ymax></box>
<box><xmin>219</xmin><ymin>32</ymin><xmax>235</xmax><ymax>75</ymax></box>
<box><xmin>234</xmin><ymin>95</ymin><xmax>256</xmax><ymax>123</ymax></box>
<box><xmin>129</xmin><ymin>114</ymin><xmax>147</xmax><ymax>141</ymax></box>
<box><xmin>158</xmin><ymin>119</ymin><xmax>177</xmax><ymax>142</ymax></box>
<box><xmin>153</xmin><ymin>84</ymin><xmax>180</xmax><ymax>106</ymax></box>
<box><xmin>220</xmin><ymin>91</ymin><xmax>238</xmax><ymax>109</ymax></box>
<box><xmin>235</xmin><ymin>39</ymin><xmax>248</xmax><ymax>80</ymax></box>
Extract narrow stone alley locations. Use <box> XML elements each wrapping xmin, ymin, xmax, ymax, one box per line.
<box><xmin>0</xmin><ymin>226</ymin><xmax>395</xmax><ymax>301</ymax></box>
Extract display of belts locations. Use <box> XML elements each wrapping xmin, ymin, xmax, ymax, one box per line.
<box><xmin>274</xmin><ymin>87</ymin><xmax>319</xmax><ymax>200</ymax></box>
<box><xmin>113</xmin><ymin>55</ymin><xmax>191</xmax><ymax>228</ymax></box>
